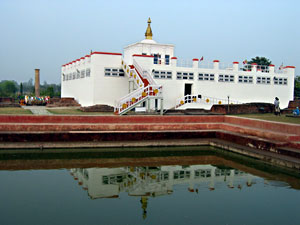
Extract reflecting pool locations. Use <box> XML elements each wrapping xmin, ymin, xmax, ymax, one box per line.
<box><xmin>0</xmin><ymin>146</ymin><xmax>300</xmax><ymax>225</ymax></box>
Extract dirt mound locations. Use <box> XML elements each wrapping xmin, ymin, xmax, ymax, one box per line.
<box><xmin>47</xmin><ymin>98</ymin><xmax>81</xmax><ymax>107</ymax></box>
<box><xmin>80</xmin><ymin>104</ymin><xmax>114</xmax><ymax>112</ymax></box>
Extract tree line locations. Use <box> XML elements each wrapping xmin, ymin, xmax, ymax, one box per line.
<box><xmin>0</xmin><ymin>78</ymin><xmax>61</xmax><ymax>98</ymax></box>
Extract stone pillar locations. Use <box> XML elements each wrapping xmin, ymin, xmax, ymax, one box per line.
<box><xmin>35</xmin><ymin>69</ymin><xmax>40</xmax><ymax>97</ymax></box>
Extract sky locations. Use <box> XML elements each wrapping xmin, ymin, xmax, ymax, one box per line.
<box><xmin>0</xmin><ymin>0</ymin><xmax>299</xmax><ymax>84</ymax></box>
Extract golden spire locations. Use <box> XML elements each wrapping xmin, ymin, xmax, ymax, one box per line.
<box><xmin>145</xmin><ymin>17</ymin><xmax>153</xmax><ymax>40</ymax></box>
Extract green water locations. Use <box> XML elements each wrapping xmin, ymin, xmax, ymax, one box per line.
<box><xmin>0</xmin><ymin>146</ymin><xmax>299</xmax><ymax>225</ymax></box>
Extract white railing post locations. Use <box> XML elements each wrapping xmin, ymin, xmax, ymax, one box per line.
<box><xmin>193</xmin><ymin>58</ymin><xmax>199</xmax><ymax>68</ymax></box>
<box><xmin>269</xmin><ymin>64</ymin><xmax>275</xmax><ymax>73</ymax></box>
<box><xmin>213</xmin><ymin>60</ymin><xmax>219</xmax><ymax>70</ymax></box>
<box><xmin>233</xmin><ymin>62</ymin><xmax>239</xmax><ymax>71</ymax></box>
<box><xmin>251</xmin><ymin>63</ymin><xmax>257</xmax><ymax>72</ymax></box>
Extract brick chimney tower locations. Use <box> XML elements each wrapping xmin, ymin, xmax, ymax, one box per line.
<box><xmin>35</xmin><ymin>69</ymin><xmax>40</xmax><ymax>97</ymax></box>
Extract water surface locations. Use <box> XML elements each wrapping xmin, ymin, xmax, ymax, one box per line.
<box><xmin>0</xmin><ymin>147</ymin><xmax>300</xmax><ymax>225</ymax></box>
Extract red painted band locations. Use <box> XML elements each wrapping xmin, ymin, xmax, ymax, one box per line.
<box><xmin>233</xmin><ymin>62</ymin><xmax>239</xmax><ymax>64</ymax></box>
<box><xmin>92</xmin><ymin>51</ymin><xmax>122</xmax><ymax>56</ymax></box>
<box><xmin>285</xmin><ymin>66</ymin><xmax>296</xmax><ymax>69</ymax></box>
<box><xmin>171</xmin><ymin>57</ymin><xmax>177</xmax><ymax>59</ymax></box>
<box><xmin>193</xmin><ymin>58</ymin><xmax>199</xmax><ymax>61</ymax></box>
<box><xmin>132</xmin><ymin>54</ymin><xmax>154</xmax><ymax>58</ymax></box>
<box><xmin>213</xmin><ymin>60</ymin><xmax>219</xmax><ymax>63</ymax></box>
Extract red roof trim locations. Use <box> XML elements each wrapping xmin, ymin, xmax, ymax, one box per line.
<box><xmin>132</xmin><ymin>54</ymin><xmax>154</xmax><ymax>58</ymax></box>
<box><xmin>193</xmin><ymin>58</ymin><xmax>199</xmax><ymax>61</ymax></box>
<box><xmin>171</xmin><ymin>57</ymin><xmax>177</xmax><ymax>59</ymax></box>
<box><xmin>284</xmin><ymin>66</ymin><xmax>296</xmax><ymax>69</ymax></box>
<box><xmin>269</xmin><ymin>64</ymin><xmax>275</xmax><ymax>67</ymax></box>
<box><xmin>233</xmin><ymin>62</ymin><xmax>239</xmax><ymax>64</ymax></box>
<box><xmin>92</xmin><ymin>51</ymin><xmax>122</xmax><ymax>56</ymax></box>
<box><xmin>251</xmin><ymin>63</ymin><xmax>257</xmax><ymax>65</ymax></box>
<box><xmin>85</xmin><ymin>55</ymin><xmax>90</xmax><ymax>57</ymax></box>
<box><xmin>213</xmin><ymin>60</ymin><xmax>219</xmax><ymax>62</ymax></box>
<box><xmin>80</xmin><ymin>57</ymin><xmax>84</xmax><ymax>59</ymax></box>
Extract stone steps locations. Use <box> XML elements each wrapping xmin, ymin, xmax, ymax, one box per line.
<box><xmin>0</xmin><ymin>115</ymin><xmax>299</xmax><ymax>152</ymax></box>
<box><xmin>0</xmin><ymin>120</ymin><xmax>298</xmax><ymax>144</ymax></box>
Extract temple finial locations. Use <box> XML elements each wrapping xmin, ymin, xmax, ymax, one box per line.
<box><xmin>145</xmin><ymin>17</ymin><xmax>153</xmax><ymax>40</ymax></box>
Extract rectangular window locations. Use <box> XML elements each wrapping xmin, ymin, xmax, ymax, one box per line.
<box><xmin>177</xmin><ymin>72</ymin><xmax>193</xmax><ymax>80</ymax></box>
<box><xmin>195</xmin><ymin>169</ymin><xmax>212</xmax><ymax>178</ymax></box>
<box><xmin>219</xmin><ymin>74</ymin><xmax>234</xmax><ymax>83</ymax></box>
<box><xmin>86</xmin><ymin>68</ymin><xmax>91</xmax><ymax>77</ymax></box>
<box><xmin>198</xmin><ymin>73</ymin><xmax>214</xmax><ymax>81</ymax></box>
<box><xmin>73</xmin><ymin>72</ymin><xmax>76</xmax><ymax>80</ymax></box>
<box><xmin>104</xmin><ymin>68</ymin><xmax>125</xmax><ymax>77</ymax></box>
<box><xmin>257</xmin><ymin>76</ymin><xmax>270</xmax><ymax>84</ymax></box>
<box><xmin>81</xmin><ymin>70</ymin><xmax>85</xmax><ymax>78</ymax></box>
<box><xmin>165</xmin><ymin>55</ymin><xmax>170</xmax><ymax>65</ymax></box>
<box><xmin>238</xmin><ymin>75</ymin><xmax>253</xmax><ymax>83</ymax></box>
<box><xmin>152</xmin><ymin>70</ymin><xmax>172</xmax><ymax>79</ymax></box>
<box><xmin>154</xmin><ymin>54</ymin><xmax>161</xmax><ymax>64</ymax></box>
<box><xmin>274</xmin><ymin>77</ymin><xmax>287</xmax><ymax>85</ymax></box>
<box><xmin>173</xmin><ymin>170</ymin><xmax>191</xmax><ymax>179</ymax></box>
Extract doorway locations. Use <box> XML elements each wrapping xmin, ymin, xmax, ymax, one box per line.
<box><xmin>184</xmin><ymin>83</ymin><xmax>192</xmax><ymax>96</ymax></box>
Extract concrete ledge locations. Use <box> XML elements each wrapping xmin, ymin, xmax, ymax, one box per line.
<box><xmin>1</xmin><ymin>115</ymin><xmax>300</xmax><ymax>171</ymax></box>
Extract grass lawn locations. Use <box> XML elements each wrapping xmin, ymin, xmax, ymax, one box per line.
<box><xmin>0</xmin><ymin>107</ymin><xmax>32</xmax><ymax>115</ymax></box>
<box><xmin>235</xmin><ymin>113</ymin><xmax>300</xmax><ymax>124</ymax></box>
<box><xmin>47</xmin><ymin>108</ymin><xmax>114</xmax><ymax>115</ymax></box>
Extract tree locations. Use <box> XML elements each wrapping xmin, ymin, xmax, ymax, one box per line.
<box><xmin>247</xmin><ymin>56</ymin><xmax>272</xmax><ymax>66</ymax></box>
<box><xmin>0</xmin><ymin>80</ymin><xmax>18</xmax><ymax>97</ymax></box>
<box><xmin>20</xmin><ymin>82</ymin><xmax>23</xmax><ymax>95</ymax></box>
<box><xmin>295</xmin><ymin>76</ymin><xmax>300</xmax><ymax>98</ymax></box>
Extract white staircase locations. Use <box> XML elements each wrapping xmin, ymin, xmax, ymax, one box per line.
<box><xmin>114</xmin><ymin>59</ymin><xmax>163</xmax><ymax>115</ymax></box>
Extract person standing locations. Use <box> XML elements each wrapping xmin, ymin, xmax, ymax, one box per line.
<box><xmin>274</xmin><ymin>97</ymin><xmax>280</xmax><ymax>116</ymax></box>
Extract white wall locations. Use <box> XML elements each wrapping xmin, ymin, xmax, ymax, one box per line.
<box><xmin>61</xmin><ymin>56</ymin><xmax>94</xmax><ymax>106</ymax></box>
<box><xmin>147</xmin><ymin>62</ymin><xmax>294</xmax><ymax>109</ymax></box>
<box><xmin>124</xmin><ymin>41</ymin><xmax>174</xmax><ymax>64</ymax></box>
<box><xmin>91</xmin><ymin>53</ymin><xmax>129</xmax><ymax>107</ymax></box>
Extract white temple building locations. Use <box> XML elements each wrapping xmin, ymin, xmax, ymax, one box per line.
<box><xmin>61</xmin><ymin>18</ymin><xmax>295</xmax><ymax>115</ymax></box>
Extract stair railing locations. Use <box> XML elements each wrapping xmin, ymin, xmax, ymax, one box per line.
<box><xmin>115</xmin><ymin>85</ymin><xmax>163</xmax><ymax>114</ymax></box>
<box><xmin>122</xmin><ymin>60</ymin><xmax>144</xmax><ymax>88</ymax></box>
<box><xmin>175</xmin><ymin>94</ymin><xmax>243</xmax><ymax>109</ymax></box>
<box><xmin>132</xmin><ymin>59</ymin><xmax>156</xmax><ymax>85</ymax></box>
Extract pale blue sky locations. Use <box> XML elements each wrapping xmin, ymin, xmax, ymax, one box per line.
<box><xmin>0</xmin><ymin>0</ymin><xmax>299</xmax><ymax>84</ymax></box>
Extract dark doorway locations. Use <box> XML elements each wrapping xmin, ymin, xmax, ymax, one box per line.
<box><xmin>184</xmin><ymin>83</ymin><xmax>192</xmax><ymax>96</ymax></box>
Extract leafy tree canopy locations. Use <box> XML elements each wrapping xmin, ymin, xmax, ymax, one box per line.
<box><xmin>0</xmin><ymin>80</ymin><xmax>18</xmax><ymax>97</ymax></box>
<box><xmin>248</xmin><ymin>56</ymin><xmax>272</xmax><ymax>66</ymax></box>
<box><xmin>295</xmin><ymin>76</ymin><xmax>300</xmax><ymax>98</ymax></box>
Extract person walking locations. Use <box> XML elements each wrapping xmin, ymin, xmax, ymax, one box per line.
<box><xmin>274</xmin><ymin>97</ymin><xmax>280</xmax><ymax>116</ymax></box>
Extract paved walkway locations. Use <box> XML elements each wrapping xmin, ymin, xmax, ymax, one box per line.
<box><xmin>22</xmin><ymin>106</ymin><xmax>53</xmax><ymax>115</ymax></box>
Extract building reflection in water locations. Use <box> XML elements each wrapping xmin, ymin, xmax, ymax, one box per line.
<box><xmin>70</xmin><ymin>165</ymin><xmax>255</xmax><ymax>219</ymax></box>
